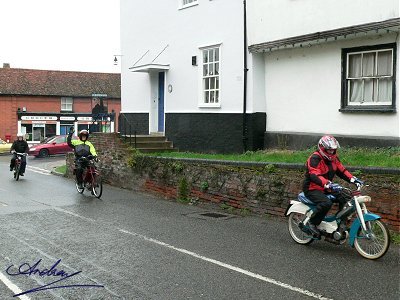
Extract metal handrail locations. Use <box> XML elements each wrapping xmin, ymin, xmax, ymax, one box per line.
<box><xmin>118</xmin><ymin>113</ymin><xmax>137</xmax><ymax>148</ymax></box>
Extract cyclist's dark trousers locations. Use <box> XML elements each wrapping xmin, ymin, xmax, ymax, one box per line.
<box><xmin>10</xmin><ymin>154</ymin><xmax>27</xmax><ymax>173</ymax></box>
<box><xmin>305</xmin><ymin>190</ymin><xmax>332</xmax><ymax>225</ymax></box>
<box><xmin>75</xmin><ymin>161</ymin><xmax>88</xmax><ymax>184</ymax></box>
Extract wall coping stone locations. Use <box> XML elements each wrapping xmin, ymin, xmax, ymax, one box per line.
<box><xmin>152</xmin><ymin>156</ymin><xmax>400</xmax><ymax>175</ymax></box>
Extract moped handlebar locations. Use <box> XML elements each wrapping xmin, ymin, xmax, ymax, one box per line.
<box><xmin>76</xmin><ymin>155</ymin><xmax>98</xmax><ymax>163</ymax></box>
<box><xmin>15</xmin><ymin>152</ymin><xmax>28</xmax><ymax>156</ymax></box>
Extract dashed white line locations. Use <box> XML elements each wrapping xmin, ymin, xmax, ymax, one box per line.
<box><xmin>0</xmin><ymin>271</ymin><xmax>31</xmax><ymax>300</ymax></box>
<box><xmin>118</xmin><ymin>229</ymin><xmax>333</xmax><ymax>300</ymax></box>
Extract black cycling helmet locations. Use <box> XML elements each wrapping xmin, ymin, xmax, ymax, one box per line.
<box><xmin>78</xmin><ymin>130</ymin><xmax>89</xmax><ymax>140</ymax></box>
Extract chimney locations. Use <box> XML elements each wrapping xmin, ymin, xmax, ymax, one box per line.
<box><xmin>3</xmin><ymin>63</ymin><xmax>10</xmax><ymax>68</ymax></box>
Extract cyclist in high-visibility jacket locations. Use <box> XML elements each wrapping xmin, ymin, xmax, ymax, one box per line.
<box><xmin>67</xmin><ymin>128</ymin><xmax>97</xmax><ymax>188</ymax></box>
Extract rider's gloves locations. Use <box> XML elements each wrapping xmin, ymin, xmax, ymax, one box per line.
<box><xmin>10</xmin><ymin>150</ymin><xmax>16</xmax><ymax>154</ymax></box>
<box><xmin>324</xmin><ymin>182</ymin><xmax>343</xmax><ymax>193</ymax></box>
<box><xmin>93</xmin><ymin>156</ymin><xmax>99</xmax><ymax>162</ymax></box>
<box><xmin>350</xmin><ymin>176</ymin><xmax>364</xmax><ymax>186</ymax></box>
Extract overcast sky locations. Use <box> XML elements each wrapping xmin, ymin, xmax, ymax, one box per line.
<box><xmin>0</xmin><ymin>0</ymin><xmax>120</xmax><ymax>73</ymax></box>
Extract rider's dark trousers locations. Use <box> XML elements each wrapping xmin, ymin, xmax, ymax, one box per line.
<box><xmin>306</xmin><ymin>189</ymin><xmax>348</xmax><ymax>225</ymax></box>
<box><xmin>10</xmin><ymin>153</ymin><xmax>27</xmax><ymax>173</ymax></box>
<box><xmin>75</xmin><ymin>160</ymin><xmax>88</xmax><ymax>184</ymax></box>
<box><xmin>304</xmin><ymin>190</ymin><xmax>333</xmax><ymax>225</ymax></box>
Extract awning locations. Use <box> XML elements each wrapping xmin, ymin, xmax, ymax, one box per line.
<box><xmin>249</xmin><ymin>18</ymin><xmax>400</xmax><ymax>53</ymax></box>
<box><xmin>129</xmin><ymin>63</ymin><xmax>170</xmax><ymax>73</ymax></box>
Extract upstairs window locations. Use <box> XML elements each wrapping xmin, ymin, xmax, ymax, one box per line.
<box><xmin>341</xmin><ymin>43</ymin><xmax>396</xmax><ymax>112</ymax></box>
<box><xmin>61</xmin><ymin>97</ymin><xmax>73</xmax><ymax>112</ymax></box>
<box><xmin>202</xmin><ymin>46</ymin><xmax>220</xmax><ymax>105</ymax></box>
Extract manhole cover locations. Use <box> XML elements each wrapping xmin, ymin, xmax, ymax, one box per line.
<box><xmin>184</xmin><ymin>211</ymin><xmax>235</xmax><ymax>220</ymax></box>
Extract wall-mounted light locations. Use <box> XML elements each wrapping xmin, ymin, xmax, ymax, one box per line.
<box><xmin>113</xmin><ymin>54</ymin><xmax>123</xmax><ymax>66</ymax></box>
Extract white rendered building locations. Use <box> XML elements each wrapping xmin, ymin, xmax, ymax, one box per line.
<box><xmin>120</xmin><ymin>0</ymin><xmax>399</xmax><ymax>152</ymax></box>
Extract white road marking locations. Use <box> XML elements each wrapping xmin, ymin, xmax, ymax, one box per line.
<box><xmin>55</xmin><ymin>207</ymin><xmax>96</xmax><ymax>223</ymax></box>
<box><xmin>0</xmin><ymin>271</ymin><xmax>31</xmax><ymax>300</ymax></box>
<box><xmin>26</xmin><ymin>166</ymin><xmax>51</xmax><ymax>176</ymax></box>
<box><xmin>119</xmin><ymin>229</ymin><xmax>333</xmax><ymax>300</ymax></box>
<box><xmin>53</xmin><ymin>208</ymin><xmax>332</xmax><ymax>299</ymax></box>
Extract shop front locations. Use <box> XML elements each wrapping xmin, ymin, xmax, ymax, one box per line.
<box><xmin>18</xmin><ymin>113</ymin><xmax>116</xmax><ymax>144</ymax></box>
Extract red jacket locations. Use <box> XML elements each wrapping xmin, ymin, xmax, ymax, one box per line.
<box><xmin>303</xmin><ymin>151</ymin><xmax>353</xmax><ymax>192</ymax></box>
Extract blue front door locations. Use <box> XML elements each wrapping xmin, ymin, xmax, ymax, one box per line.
<box><xmin>158</xmin><ymin>72</ymin><xmax>165</xmax><ymax>132</ymax></box>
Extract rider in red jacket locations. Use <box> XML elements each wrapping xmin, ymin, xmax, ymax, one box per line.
<box><xmin>303</xmin><ymin>135</ymin><xmax>362</xmax><ymax>237</ymax></box>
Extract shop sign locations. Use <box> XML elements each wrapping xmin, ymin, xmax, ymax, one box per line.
<box><xmin>21</xmin><ymin>116</ymin><xmax>57</xmax><ymax>121</ymax></box>
<box><xmin>60</xmin><ymin>116</ymin><xmax>76</xmax><ymax>121</ymax></box>
<box><xmin>77</xmin><ymin>117</ymin><xmax>93</xmax><ymax>121</ymax></box>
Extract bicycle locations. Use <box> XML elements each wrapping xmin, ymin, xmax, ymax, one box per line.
<box><xmin>74</xmin><ymin>155</ymin><xmax>103</xmax><ymax>198</ymax></box>
<box><xmin>12</xmin><ymin>152</ymin><xmax>28</xmax><ymax>181</ymax></box>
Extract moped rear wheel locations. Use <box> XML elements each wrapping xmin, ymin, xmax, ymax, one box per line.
<box><xmin>288</xmin><ymin>212</ymin><xmax>313</xmax><ymax>245</ymax></box>
<box><xmin>92</xmin><ymin>175</ymin><xmax>103</xmax><ymax>199</ymax></box>
<box><xmin>354</xmin><ymin>219</ymin><xmax>390</xmax><ymax>260</ymax></box>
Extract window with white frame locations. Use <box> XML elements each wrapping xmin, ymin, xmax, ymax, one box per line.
<box><xmin>61</xmin><ymin>97</ymin><xmax>73</xmax><ymax>111</ymax></box>
<box><xmin>342</xmin><ymin>43</ymin><xmax>396</xmax><ymax>111</ymax></box>
<box><xmin>202</xmin><ymin>47</ymin><xmax>220</xmax><ymax>104</ymax></box>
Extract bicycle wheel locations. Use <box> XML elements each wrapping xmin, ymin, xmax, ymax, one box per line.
<box><xmin>75</xmin><ymin>180</ymin><xmax>84</xmax><ymax>194</ymax></box>
<box><xmin>14</xmin><ymin>164</ymin><xmax>20</xmax><ymax>181</ymax></box>
<box><xmin>288</xmin><ymin>212</ymin><xmax>314</xmax><ymax>245</ymax></box>
<box><xmin>354</xmin><ymin>219</ymin><xmax>390</xmax><ymax>260</ymax></box>
<box><xmin>91</xmin><ymin>174</ymin><xmax>103</xmax><ymax>198</ymax></box>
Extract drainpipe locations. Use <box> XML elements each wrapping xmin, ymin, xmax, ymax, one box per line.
<box><xmin>242</xmin><ymin>0</ymin><xmax>248</xmax><ymax>152</ymax></box>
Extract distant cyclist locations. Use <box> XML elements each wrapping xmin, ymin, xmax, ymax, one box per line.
<box><xmin>67</xmin><ymin>128</ymin><xmax>98</xmax><ymax>189</ymax></box>
<box><xmin>10</xmin><ymin>133</ymin><xmax>29</xmax><ymax>176</ymax></box>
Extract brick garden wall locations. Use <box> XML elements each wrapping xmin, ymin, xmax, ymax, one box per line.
<box><xmin>66</xmin><ymin>133</ymin><xmax>400</xmax><ymax>232</ymax></box>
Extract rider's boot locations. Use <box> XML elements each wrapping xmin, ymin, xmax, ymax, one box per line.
<box><xmin>308</xmin><ymin>223</ymin><xmax>321</xmax><ymax>239</ymax></box>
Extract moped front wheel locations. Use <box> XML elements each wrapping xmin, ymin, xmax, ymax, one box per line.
<box><xmin>75</xmin><ymin>181</ymin><xmax>84</xmax><ymax>194</ymax></box>
<box><xmin>92</xmin><ymin>175</ymin><xmax>103</xmax><ymax>199</ymax></box>
<box><xmin>288</xmin><ymin>212</ymin><xmax>313</xmax><ymax>245</ymax></box>
<box><xmin>14</xmin><ymin>164</ymin><xmax>20</xmax><ymax>181</ymax></box>
<box><xmin>354</xmin><ymin>220</ymin><xmax>390</xmax><ymax>260</ymax></box>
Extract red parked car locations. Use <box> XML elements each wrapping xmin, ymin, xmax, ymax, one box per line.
<box><xmin>29</xmin><ymin>135</ymin><xmax>77</xmax><ymax>157</ymax></box>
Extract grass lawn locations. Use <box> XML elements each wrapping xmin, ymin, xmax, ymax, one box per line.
<box><xmin>54</xmin><ymin>165</ymin><xmax>66</xmax><ymax>174</ymax></box>
<box><xmin>148</xmin><ymin>147</ymin><xmax>400</xmax><ymax>168</ymax></box>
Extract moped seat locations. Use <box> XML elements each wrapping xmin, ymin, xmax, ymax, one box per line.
<box><xmin>297</xmin><ymin>192</ymin><xmax>336</xmax><ymax>205</ymax></box>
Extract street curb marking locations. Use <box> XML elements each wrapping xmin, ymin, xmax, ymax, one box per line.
<box><xmin>118</xmin><ymin>229</ymin><xmax>333</xmax><ymax>300</ymax></box>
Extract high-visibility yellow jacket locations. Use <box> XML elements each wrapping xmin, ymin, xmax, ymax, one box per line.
<box><xmin>67</xmin><ymin>135</ymin><xmax>97</xmax><ymax>157</ymax></box>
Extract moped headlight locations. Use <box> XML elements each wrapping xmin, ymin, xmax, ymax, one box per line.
<box><xmin>356</xmin><ymin>196</ymin><xmax>371</xmax><ymax>203</ymax></box>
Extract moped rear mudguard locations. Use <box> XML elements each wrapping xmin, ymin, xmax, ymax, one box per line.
<box><xmin>286</xmin><ymin>200</ymin><xmax>313</xmax><ymax>215</ymax></box>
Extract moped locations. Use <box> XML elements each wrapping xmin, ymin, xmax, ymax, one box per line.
<box><xmin>74</xmin><ymin>155</ymin><xmax>103</xmax><ymax>198</ymax></box>
<box><xmin>286</xmin><ymin>184</ymin><xmax>390</xmax><ymax>260</ymax></box>
<box><xmin>12</xmin><ymin>152</ymin><xmax>28</xmax><ymax>181</ymax></box>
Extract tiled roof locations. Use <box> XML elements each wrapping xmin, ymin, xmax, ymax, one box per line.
<box><xmin>0</xmin><ymin>68</ymin><xmax>121</xmax><ymax>98</ymax></box>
